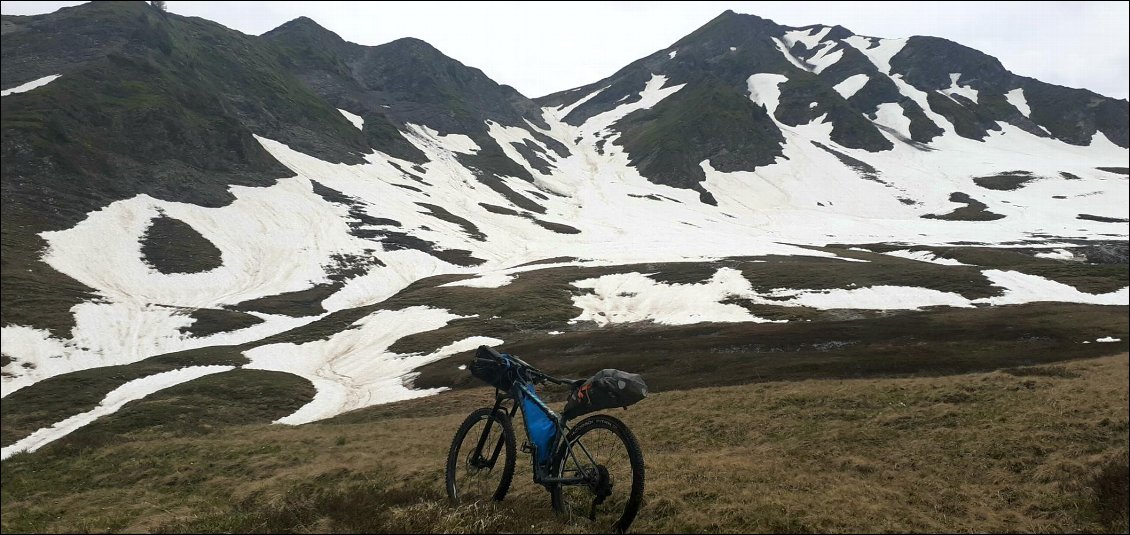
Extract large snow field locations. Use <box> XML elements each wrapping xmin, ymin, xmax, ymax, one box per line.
<box><xmin>2</xmin><ymin>65</ymin><xmax>1127</xmax><ymax>445</ymax></box>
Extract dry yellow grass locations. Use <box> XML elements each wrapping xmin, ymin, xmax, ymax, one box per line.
<box><xmin>3</xmin><ymin>354</ymin><xmax>1127</xmax><ymax>533</ymax></box>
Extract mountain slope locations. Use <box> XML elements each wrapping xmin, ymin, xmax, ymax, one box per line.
<box><xmin>537</xmin><ymin>10</ymin><xmax>1128</xmax><ymax>196</ymax></box>
<box><xmin>1</xmin><ymin>1</ymin><xmax>371</xmax><ymax>336</ymax></box>
<box><xmin>263</xmin><ymin>17</ymin><xmax>569</xmax><ymax>206</ymax></box>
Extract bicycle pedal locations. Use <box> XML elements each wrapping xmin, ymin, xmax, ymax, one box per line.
<box><xmin>521</xmin><ymin>442</ymin><xmax>533</xmax><ymax>454</ymax></box>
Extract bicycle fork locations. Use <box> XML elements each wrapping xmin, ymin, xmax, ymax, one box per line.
<box><xmin>472</xmin><ymin>395</ymin><xmax>518</xmax><ymax>470</ymax></box>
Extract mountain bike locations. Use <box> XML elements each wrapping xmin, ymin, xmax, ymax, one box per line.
<box><xmin>445</xmin><ymin>345</ymin><xmax>647</xmax><ymax>533</ymax></box>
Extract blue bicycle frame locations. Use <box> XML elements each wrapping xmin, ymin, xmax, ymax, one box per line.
<box><xmin>478</xmin><ymin>353</ymin><xmax>589</xmax><ymax>487</ymax></box>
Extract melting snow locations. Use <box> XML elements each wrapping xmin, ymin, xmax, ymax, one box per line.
<box><xmin>245</xmin><ymin>307</ymin><xmax>503</xmax><ymax>425</ymax></box>
<box><xmin>405</xmin><ymin>124</ymin><xmax>479</xmax><ymax>154</ymax></box>
<box><xmin>556</xmin><ymin>84</ymin><xmax>610</xmax><ymax>117</ymax></box>
<box><xmin>747</xmin><ymin>74</ymin><xmax>789</xmax><ymax>115</ymax></box>
<box><xmin>807</xmin><ymin>42</ymin><xmax>844</xmax><ymax>74</ymax></box>
<box><xmin>783</xmin><ymin>27</ymin><xmax>831</xmax><ymax>49</ymax></box>
<box><xmin>873</xmin><ymin>102</ymin><xmax>914</xmax><ymax>139</ymax></box>
<box><xmin>882</xmin><ymin>249</ymin><xmax>967</xmax><ymax>265</ymax></box>
<box><xmin>1034</xmin><ymin>249</ymin><xmax>1075</xmax><ymax>260</ymax></box>
<box><xmin>941</xmin><ymin>73</ymin><xmax>979</xmax><ymax>103</ymax></box>
<box><xmin>834</xmin><ymin>74</ymin><xmax>870</xmax><ymax>100</ymax></box>
<box><xmin>570</xmin><ymin>266</ymin><xmax>1129</xmax><ymax>326</ymax></box>
<box><xmin>769</xmin><ymin>285</ymin><xmax>974</xmax><ymax>310</ymax></box>
<box><xmin>1</xmin><ymin>365</ymin><xmax>234</xmax><ymax>460</ymax></box>
<box><xmin>440</xmin><ymin>272</ymin><xmax>515</xmax><ymax>288</ymax></box>
<box><xmin>1005</xmin><ymin>88</ymin><xmax>1031</xmax><ymax>117</ymax></box>
<box><xmin>1</xmin><ymin>74</ymin><xmax>61</xmax><ymax>97</ymax></box>
<box><xmin>570</xmin><ymin>268</ymin><xmax>778</xmax><ymax>326</ymax></box>
<box><xmin>975</xmin><ymin>270</ymin><xmax>1128</xmax><ymax>306</ymax></box>
<box><xmin>338</xmin><ymin>108</ymin><xmax>364</xmax><ymax>130</ymax></box>
<box><xmin>773</xmin><ymin>37</ymin><xmax>811</xmax><ymax>71</ymax></box>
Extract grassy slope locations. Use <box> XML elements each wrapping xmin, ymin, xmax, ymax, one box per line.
<box><xmin>2</xmin><ymin>354</ymin><xmax>1126</xmax><ymax>533</ymax></box>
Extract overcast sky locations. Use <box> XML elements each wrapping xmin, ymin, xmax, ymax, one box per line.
<box><xmin>3</xmin><ymin>1</ymin><xmax>1128</xmax><ymax>99</ymax></box>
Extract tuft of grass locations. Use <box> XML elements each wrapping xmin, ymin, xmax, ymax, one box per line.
<box><xmin>1087</xmin><ymin>456</ymin><xmax>1129</xmax><ymax>533</ymax></box>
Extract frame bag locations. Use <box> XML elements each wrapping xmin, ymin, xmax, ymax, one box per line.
<box><xmin>521</xmin><ymin>385</ymin><xmax>558</xmax><ymax>466</ymax></box>
<box><xmin>563</xmin><ymin>369</ymin><xmax>648</xmax><ymax>421</ymax></box>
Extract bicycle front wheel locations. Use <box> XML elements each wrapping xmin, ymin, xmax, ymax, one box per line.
<box><xmin>445</xmin><ymin>407</ymin><xmax>516</xmax><ymax>506</ymax></box>
<box><xmin>551</xmin><ymin>414</ymin><xmax>645</xmax><ymax>533</ymax></box>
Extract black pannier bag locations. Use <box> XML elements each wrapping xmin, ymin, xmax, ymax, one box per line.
<box><xmin>469</xmin><ymin>346</ymin><xmax>514</xmax><ymax>391</ymax></box>
<box><xmin>563</xmin><ymin>369</ymin><xmax>648</xmax><ymax>420</ymax></box>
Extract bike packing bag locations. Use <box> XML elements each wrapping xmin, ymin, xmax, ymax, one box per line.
<box><xmin>469</xmin><ymin>346</ymin><xmax>513</xmax><ymax>391</ymax></box>
<box><xmin>562</xmin><ymin>369</ymin><xmax>648</xmax><ymax>421</ymax></box>
<box><xmin>520</xmin><ymin>384</ymin><xmax>558</xmax><ymax>466</ymax></box>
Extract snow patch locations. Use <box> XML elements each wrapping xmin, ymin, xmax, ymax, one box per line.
<box><xmin>668</xmin><ymin>50</ymin><xmax>677</xmax><ymax>59</ymax></box>
<box><xmin>570</xmin><ymin>268</ymin><xmax>778</xmax><ymax>326</ymax></box>
<box><xmin>1033</xmin><ymin>249</ymin><xmax>1075</xmax><ymax>261</ymax></box>
<box><xmin>747</xmin><ymin>74</ymin><xmax>789</xmax><ymax>116</ymax></box>
<box><xmin>581</xmin><ymin>74</ymin><xmax>685</xmax><ymax>136</ymax></box>
<box><xmin>873</xmin><ymin>102</ymin><xmax>913</xmax><ymax>139</ymax></box>
<box><xmin>556</xmin><ymin>84</ymin><xmax>610</xmax><ymax>118</ymax></box>
<box><xmin>244</xmin><ymin>307</ymin><xmax>500</xmax><ymax>425</ymax></box>
<box><xmin>441</xmin><ymin>272</ymin><xmax>515</xmax><ymax>288</ymax></box>
<box><xmin>783</xmin><ymin>27</ymin><xmax>831</xmax><ymax>49</ymax></box>
<box><xmin>941</xmin><ymin>73</ymin><xmax>979</xmax><ymax>103</ymax></box>
<box><xmin>975</xmin><ymin>270</ymin><xmax>1128</xmax><ymax>306</ymax></box>
<box><xmin>1</xmin><ymin>74</ymin><xmax>61</xmax><ymax>97</ymax></box>
<box><xmin>807</xmin><ymin>42</ymin><xmax>844</xmax><ymax>74</ymax></box>
<box><xmin>405</xmin><ymin>124</ymin><xmax>479</xmax><ymax>154</ymax></box>
<box><xmin>769</xmin><ymin>285</ymin><xmax>974</xmax><ymax>310</ymax></box>
<box><xmin>1</xmin><ymin>365</ymin><xmax>233</xmax><ymax>460</ymax></box>
<box><xmin>834</xmin><ymin>74</ymin><xmax>870</xmax><ymax>100</ymax></box>
<box><xmin>1096</xmin><ymin>336</ymin><xmax>1121</xmax><ymax>343</ymax></box>
<box><xmin>882</xmin><ymin>249</ymin><xmax>967</xmax><ymax>265</ymax></box>
<box><xmin>1005</xmin><ymin>88</ymin><xmax>1031</xmax><ymax>117</ymax></box>
<box><xmin>1</xmin><ymin>309</ymin><xmax>314</xmax><ymax>398</ymax></box>
<box><xmin>338</xmin><ymin>108</ymin><xmax>364</xmax><ymax>130</ymax></box>
<box><xmin>772</xmin><ymin>37</ymin><xmax>810</xmax><ymax>71</ymax></box>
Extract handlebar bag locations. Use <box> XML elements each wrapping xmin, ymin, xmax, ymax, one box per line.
<box><xmin>562</xmin><ymin>369</ymin><xmax>648</xmax><ymax>421</ymax></box>
<box><xmin>469</xmin><ymin>348</ymin><xmax>513</xmax><ymax>391</ymax></box>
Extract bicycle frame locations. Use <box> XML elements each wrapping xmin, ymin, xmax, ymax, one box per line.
<box><xmin>475</xmin><ymin>384</ymin><xmax>591</xmax><ymax>487</ymax></box>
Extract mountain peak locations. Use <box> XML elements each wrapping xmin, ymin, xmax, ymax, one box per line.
<box><xmin>674</xmin><ymin>9</ymin><xmax>782</xmax><ymax>48</ymax></box>
<box><xmin>265</xmin><ymin>15</ymin><xmax>344</xmax><ymax>42</ymax></box>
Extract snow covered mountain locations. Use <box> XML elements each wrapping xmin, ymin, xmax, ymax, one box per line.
<box><xmin>1</xmin><ymin>2</ymin><xmax>1126</xmax><ymax>457</ymax></box>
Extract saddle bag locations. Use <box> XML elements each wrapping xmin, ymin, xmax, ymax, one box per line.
<box><xmin>562</xmin><ymin>369</ymin><xmax>648</xmax><ymax>421</ymax></box>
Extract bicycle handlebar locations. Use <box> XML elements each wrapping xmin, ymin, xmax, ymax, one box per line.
<box><xmin>479</xmin><ymin>345</ymin><xmax>580</xmax><ymax>386</ymax></box>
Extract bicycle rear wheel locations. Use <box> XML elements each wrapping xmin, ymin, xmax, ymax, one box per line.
<box><xmin>551</xmin><ymin>414</ymin><xmax>645</xmax><ymax>533</ymax></box>
<box><xmin>445</xmin><ymin>407</ymin><xmax>516</xmax><ymax>506</ymax></box>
